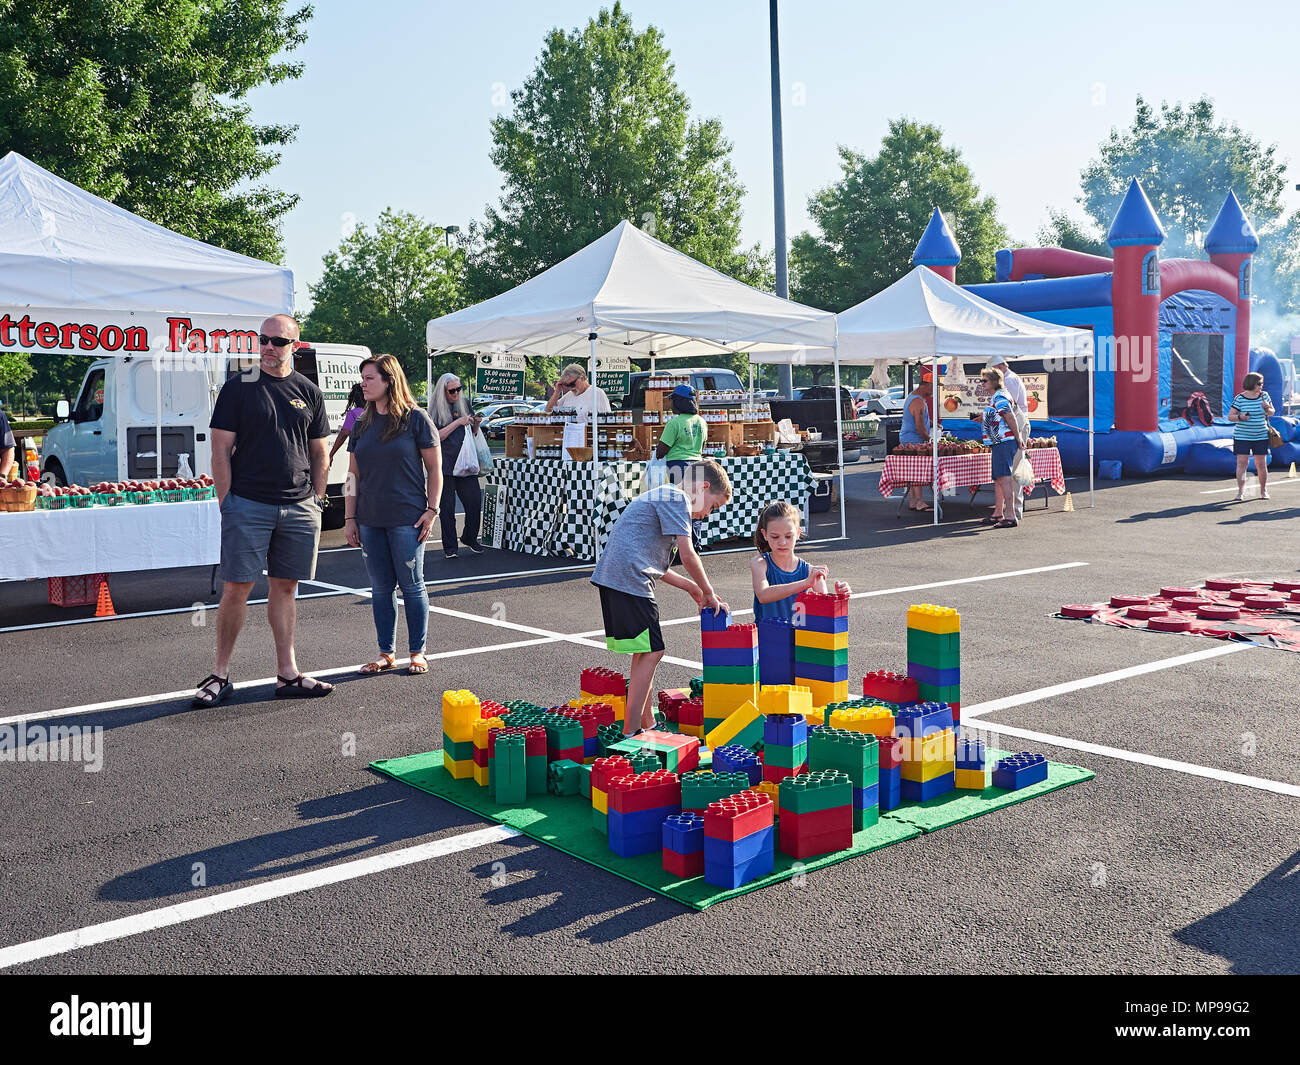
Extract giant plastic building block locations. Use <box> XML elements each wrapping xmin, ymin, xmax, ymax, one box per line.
<box><xmin>992</xmin><ymin>752</ymin><xmax>1048</xmax><ymax>791</ymax></box>
<box><xmin>680</xmin><ymin>770</ymin><xmax>753</xmax><ymax>813</ymax></box>
<box><xmin>757</xmin><ymin>617</ymin><xmax>796</xmax><ymax>687</ymax></box>
<box><xmin>442</xmin><ymin>689</ymin><xmax>482</xmax><ymax>745</ymax></box>
<box><xmin>778</xmin><ymin>770</ymin><xmax>853</xmax><ymax>858</ymax></box>
<box><xmin>662</xmin><ymin>812</ymin><xmax>705</xmax><ymax>878</ymax></box>
<box><xmin>705</xmin><ymin>699</ymin><xmax>765</xmax><ymax>752</ymax></box>
<box><xmin>906</xmin><ymin>603</ymin><xmax>961</xmax><ymax>634</ymax></box>
<box><xmin>862</xmin><ymin>671</ymin><xmax>918</xmax><ymax>704</ymax></box>
<box><xmin>703</xmin><ymin>792</ymin><xmax>775</xmax><ymax>889</ymax></box>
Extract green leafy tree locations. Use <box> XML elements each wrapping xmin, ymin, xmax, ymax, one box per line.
<box><xmin>790</xmin><ymin>121</ymin><xmax>1009</xmax><ymax>312</ymax></box>
<box><xmin>1072</xmin><ymin>96</ymin><xmax>1300</xmax><ymax>347</ymax></box>
<box><xmin>469</xmin><ymin>2</ymin><xmax>766</xmax><ymax>307</ymax></box>
<box><xmin>0</xmin><ymin>353</ymin><xmax>32</xmax><ymax>390</ymax></box>
<box><xmin>0</xmin><ymin>0</ymin><xmax>311</xmax><ymax>263</ymax></box>
<box><xmin>1036</xmin><ymin>209</ymin><xmax>1108</xmax><ymax>257</ymax></box>
<box><xmin>304</xmin><ymin>210</ymin><xmax>467</xmax><ymax>388</ymax></box>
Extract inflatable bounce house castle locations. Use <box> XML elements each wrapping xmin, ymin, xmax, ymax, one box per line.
<box><xmin>913</xmin><ymin>179</ymin><xmax>1300</xmax><ymax>474</ymax></box>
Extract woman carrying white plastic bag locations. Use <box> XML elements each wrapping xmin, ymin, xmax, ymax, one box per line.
<box><xmin>432</xmin><ymin>373</ymin><xmax>485</xmax><ymax>558</ymax></box>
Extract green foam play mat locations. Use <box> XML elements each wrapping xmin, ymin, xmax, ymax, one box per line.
<box><xmin>370</xmin><ymin>749</ymin><xmax>1093</xmax><ymax>910</ymax></box>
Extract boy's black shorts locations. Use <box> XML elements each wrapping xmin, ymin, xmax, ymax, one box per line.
<box><xmin>597</xmin><ymin>585</ymin><xmax>665</xmax><ymax>654</ymax></box>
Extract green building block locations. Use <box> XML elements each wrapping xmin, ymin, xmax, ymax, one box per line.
<box><xmin>492</xmin><ymin>734</ymin><xmax>526</xmax><ymax>805</ymax></box>
<box><xmin>442</xmin><ymin>734</ymin><xmax>475</xmax><ymax>762</ymax></box>
<box><xmin>597</xmin><ymin>723</ymin><xmax>625</xmax><ymax>757</ymax></box>
<box><xmin>854</xmin><ymin>804</ymin><xmax>879</xmax><ymax>832</ymax></box>
<box><xmin>701</xmin><ymin>664</ymin><xmax>761</xmax><ymax>686</ymax></box>
<box><xmin>593</xmin><ymin>807</ymin><xmax>607</xmax><ymax>835</ymax></box>
<box><xmin>792</xmin><ymin>645</ymin><xmax>849</xmax><ymax>668</ymax></box>
<box><xmin>916</xmin><ymin>682</ymin><xmax>961</xmax><ymax>703</ymax></box>
<box><xmin>547</xmin><ymin>759</ymin><xmax>582</xmax><ymax>796</ymax></box>
<box><xmin>779</xmin><ymin>769</ymin><xmax>852</xmax><ymax>815</ymax></box>
<box><xmin>542</xmin><ymin>715</ymin><xmax>584</xmax><ymax>750</ymax></box>
<box><xmin>680</xmin><ymin>770</ymin><xmax>752</xmax><ymax>811</ymax></box>
<box><xmin>579</xmin><ymin>763</ymin><xmax>592</xmax><ymax>798</ymax></box>
<box><xmin>763</xmin><ymin>741</ymin><xmax>808</xmax><ymax>769</ymax></box>
<box><xmin>906</xmin><ymin>629</ymin><xmax>960</xmax><ymax>664</ymax></box>
<box><xmin>808</xmin><ymin>727</ymin><xmax>879</xmax><ymax>787</ymax></box>
<box><xmin>689</xmin><ymin>676</ymin><xmax>704</xmax><ymax>698</ymax></box>
<box><xmin>626</xmin><ymin>751</ymin><xmax>660</xmax><ymax>774</ymax></box>
<box><xmin>526</xmin><ymin>754</ymin><xmax>547</xmax><ymax>796</ymax></box>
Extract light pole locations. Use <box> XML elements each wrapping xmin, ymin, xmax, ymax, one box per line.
<box><xmin>770</xmin><ymin>0</ymin><xmax>793</xmax><ymax>400</ymax></box>
<box><xmin>442</xmin><ymin>224</ymin><xmax>461</xmax><ymax>248</ymax></box>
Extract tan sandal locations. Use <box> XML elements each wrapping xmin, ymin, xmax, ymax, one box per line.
<box><xmin>408</xmin><ymin>653</ymin><xmax>428</xmax><ymax>675</ymax></box>
<box><xmin>358</xmin><ymin>653</ymin><xmax>395</xmax><ymax>675</ymax></box>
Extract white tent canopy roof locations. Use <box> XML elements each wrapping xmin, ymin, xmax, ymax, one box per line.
<box><xmin>0</xmin><ymin>151</ymin><xmax>293</xmax><ymax>316</ymax></box>
<box><xmin>426</xmin><ymin>220</ymin><xmax>836</xmax><ymax>359</ymax></box>
<box><xmin>750</xmin><ymin>266</ymin><xmax>1093</xmax><ymax>364</ymax></box>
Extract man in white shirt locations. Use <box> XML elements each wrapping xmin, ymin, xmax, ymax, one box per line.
<box><xmin>546</xmin><ymin>363</ymin><xmax>611</xmax><ymax>421</ymax></box>
<box><xmin>987</xmin><ymin>355</ymin><xmax>1028</xmax><ymax>519</ymax></box>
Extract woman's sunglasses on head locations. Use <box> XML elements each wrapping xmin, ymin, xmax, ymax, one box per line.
<box><xmin>259</xmin><ymin>334</ymin><xmax>293</xmax><ymax>347</ymax></box>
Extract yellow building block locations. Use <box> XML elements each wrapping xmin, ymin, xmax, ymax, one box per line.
<box><xmin>572</xmin><ymin>693</ymin><xmax>627</xmax><ymax>721</ymax></box>
<box><xmin>906</xmin><ymin>603</ymin><xmax>961</xmax><ymax>634</ymax></box>
<box><xmin>703</xmin><ymin>681</ymin><xmax>757</xmax><ymax>720</ymax></box>
<box><xmin>802</xmin><ymin>679</ymin><xmax>848</xmax><ymax>708</ymax></box>
<box><xmin>442</xmin><ymin>689</ymin><xmax>482</xmax><ymax>744</ymax></box>
<box><xmin>706</xmin><ymin>700</ymin><xmax>764</xmax><ymax>750</ymax></box>
<box><xmin>679</xmin><ymin>723</ymin><xmax>702</xmax><ymax>738</ymax></box>
<box><xmin>803</xmin><ymin>707</ymin><xmax>825</xmax><ymax>727</ymax></box>
<box><xmin>442</xmin><ymin>751</ymin><xmax>474</xmax><ymax>780</ymax></box>
<box><xmin>829</xmin><ymin>706</ymin><xmax>895</xmax><ymax>736</ymax></box>
<box><xmin>472</xmin><ymin>764</ymin><xmax>490</xmax><ymax>787</ymax></box>
<box><xmin>955</xmin><ymin>768</ymin><xmax>987</xmax><ymax>791</ymax></box>
<box><xmin>751</xmin><ymin>781</ymin><xmax>781</xmax><ymax>811</ymax></box>
<box><xmin>592</xmin><ymin>787</ymin><xmax>608</xmax><ymax>814</ymax></box>
<box><xmin>899</xmin><ymin>728</ymin><xmax>956</xmax><ymax>764</ymax></box>
<box><xmin>757</xmin><ymin>684</ymin><xmax>813</xmax><ymax>717</ymax></box>
<box><xmin>472</xmin><ymin>717</ymin><xmax>504</xmax><ymax>750</ymax></box>
<box><xmin>792</xmin><ymin>628</ymin><xmax>848</xmax><ymax>651</ymax></box>
<box><xmin>901</xmin><ymin>757</ymin><xmax>956</xmax><ymax>783</ymax></box>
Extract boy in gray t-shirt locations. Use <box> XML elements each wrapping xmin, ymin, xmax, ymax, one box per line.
<box><xmin>591</xmin><ymin>460</ymin><xmax>733</xmax><ymax>735</ymax></box>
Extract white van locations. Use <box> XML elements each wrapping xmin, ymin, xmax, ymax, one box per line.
<box><xmin>41</xmin><ymin>343</ymin><xmax>367</xmax><ymax>528</ymax></box>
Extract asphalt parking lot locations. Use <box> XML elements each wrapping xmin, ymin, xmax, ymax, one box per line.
<box><xmin>2</xmin><ymin>460</ymin><xmax>1298</xmax><ymax>974</ymax></box>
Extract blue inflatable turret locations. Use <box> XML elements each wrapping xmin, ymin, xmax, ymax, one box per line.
<box><xmin>1205</xmin><ymin>191</ymin><xmax>1259</xmax><ymax>255</ymax></box>
<box><xmin>911</xmin><ymin>207</ymin><xmax>961</xmax><ymax>281</ymax></box>
<box><xmin>1106</xmin><ymin>177</ymin><xmax>1166</xmax><ymax>248</ymax></box>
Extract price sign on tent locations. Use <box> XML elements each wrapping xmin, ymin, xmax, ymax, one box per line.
<box><xmin>1019</xmin><ymin>374</ymin><xmax>1049</xmax><ymax>418</ymax></box>
<box><xmin>594</xmin><ymin>353</ymin><xmax>630</xmax><ymax>398</ymax></box>
<box><xmin>475</xmin><ymin>352</ymin><xmax>525</xmax><ymax>396</ymax></box>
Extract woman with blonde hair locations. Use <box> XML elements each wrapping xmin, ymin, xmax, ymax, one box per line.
<box><xmin>430</xmin><ymin>372</ymin><xmax>484</xmax><ymax>558</ymax></box>
<box><xmin>345</xmin><ymin>355</ymin><xmax>442</xmax><ymax>675</ymax></box>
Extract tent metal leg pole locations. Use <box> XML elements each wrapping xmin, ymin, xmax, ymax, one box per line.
<box><xmin>832</xmin><ymin>337</ymin><xmax>845</xmax><ymax>540</ymax></box>
<box><xmin>426</xmin><ymin>352</ymin><xmax>433</xmax><ymax>414</ymax></box>
<box><xmin>1088</xmin><ymin>353</ymin><xmax>1095</xmax><ymax>508</ymax></box>
<box><xmin>932</xmin><ymin>356</ymin><xmax>939</xmax><ymax>527</ymax></box>
<box><xmin>155</xmin><ymin>354</ymin><xmax>163</xmax><ymax>481</ymax></box>
<box><xmin>589</xmin><ymin>334</ymin><xmax>600</xmax><ymax>564</ymax></box>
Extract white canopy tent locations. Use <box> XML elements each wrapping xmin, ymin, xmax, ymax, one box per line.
<box><xmin>0</xmin><ymin>152</ymin><xmax>294</xmax><ymax>475</ymax></box>
<box><xmin>426</xmin><ymin>221</ymin><xmax>840</xmax><ymax>556</ymax></box>
<box><xmin>751</xmin><ymin>266</ymin><xmax>1097</xmax><ymax>525</ymax></box>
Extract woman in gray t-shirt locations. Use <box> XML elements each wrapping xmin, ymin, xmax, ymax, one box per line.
<box><xmin>345</xmin><ymin>355</ymin><xmax>442</xmax><ymax>675</ymax></box>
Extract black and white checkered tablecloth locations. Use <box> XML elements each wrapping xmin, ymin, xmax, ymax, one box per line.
<box><xmin>483</xmin><ymin>453</ymin><xmax>813</xmax><ymax>561</ymax></box>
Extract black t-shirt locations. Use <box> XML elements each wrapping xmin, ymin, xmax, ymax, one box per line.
<box><xmin>0</xmin><ymin>409</ymin><xmax>14</xmax><ymax>451</ymax></box>
<box><xmin>348</xmin><ymin>410</ymin><xmax>438</xmax><ymax>527</ymax></box>
<box><xmin>437</xmin><ymin>417</ymin><xmax>467</xmax><ymax>475</ymax></box>
<box><xmin>210</xmin><ymin>369</ymin><xmax>329</xmax><ymax>504</ymax></box>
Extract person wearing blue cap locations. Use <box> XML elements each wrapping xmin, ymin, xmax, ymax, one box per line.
<box><xmin>656</xmin><ymin>384</ymin><xmax>706</xmax><ymax>486</ymax></box>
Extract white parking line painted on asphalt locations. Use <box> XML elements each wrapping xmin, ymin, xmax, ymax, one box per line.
<box><xmin>0</xmin><ymin>591</ymin><xmax>343</xmax><ymax>635</ymax></box>
<box><xmin>1198</xmin><ymin>478</ymin><xmax>1300</xmax><ymax>495</ymax></box>
<box><xmin>0</xmin><ymin>635</ymin><xmax>564</xmax><ymax>727</ymax></box>
<box><xmin>960</xmin><ymin>643</ymin><xmax>1253</xmax><ymax>721</ymax></box>
<box><xmin>0</xmin><ymin>825</ymin><xmax>522</xmax><ymax>971</ymax></box>
<box><xmin>964</xmin><ymin>718</ymin><xmax>1300</xmax><ymax>797</ymax></box>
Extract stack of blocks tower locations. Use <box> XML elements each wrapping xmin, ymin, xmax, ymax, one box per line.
<box><xmin>438</xmin><ymin>593</ymin><xmax>1049</xmax><ymax>892</ymax></box>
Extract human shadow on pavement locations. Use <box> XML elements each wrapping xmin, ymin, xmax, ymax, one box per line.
<box><xmin>99</xmin><ymin>780</ymin><xmax>483</xmax><ymax>902</ymax></box>
<box><xmin>1173</xmin><ymin>848</ymin><xmax>1300</xmax><ymax>974</ymax></box>
<box><xmin>471</xmin><ymin>850</ymin><xmax>683</xmax><ymax>941</ymax></box>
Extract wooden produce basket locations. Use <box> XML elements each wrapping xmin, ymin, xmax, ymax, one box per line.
<box><xmin>0</xmin><ymin>484</ymin><xmax>37</xmax><ymax>512</ymax></box>
<box><xmin>566</xmin><ymin>446</ymin><xmax>594</xmax><ymax>461</ymax></box>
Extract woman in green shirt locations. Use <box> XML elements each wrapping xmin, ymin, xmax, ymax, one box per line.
<box><xmin>657</xmin><ymin>384</ymin><xmax>706</xmax><ymax>486</ymax></box>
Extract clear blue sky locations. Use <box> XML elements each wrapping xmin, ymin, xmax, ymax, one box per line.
<box><xmin>245</xmin><ymin>0</ymin><xmax>1300</xmax><ymax>312</ymax></box>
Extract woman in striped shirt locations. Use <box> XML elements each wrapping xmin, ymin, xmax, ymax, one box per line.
<box><xmin>1228</xmin><ymin>372</ymin><xmax>1275</xmax><ymax>501</ymax></box>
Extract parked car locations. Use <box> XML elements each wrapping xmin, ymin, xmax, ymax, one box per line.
<box><xmin>768</xmin><ymin>386</ymin><xmax>864</xmax><ymax>470</ymax></box>
<box><xmin>866</xmin><ymin>387</ymin><xmax>905</xmax><ymax>415</ymax></box>
<box><xmin>621</xmin><ymin>368</ymin><xmax>748</xmax><ymax>409</ymax></box>
<box><xmin>853</xmin><ymin>388</ymin><xmax>885</xmax><ymax>416</ymax></box>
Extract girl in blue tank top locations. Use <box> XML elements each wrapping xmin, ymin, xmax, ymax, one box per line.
<box><xmin>751</xmin><ymin>501</ymin><xmax>850</xmax><ymax>620</ymax></box>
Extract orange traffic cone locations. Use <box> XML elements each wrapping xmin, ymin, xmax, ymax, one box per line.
<box><xmin>1063</xmin><ymin>492</ymin><xmax>1074</xmax><ymax>512</ymax></box>
<box><xmin>94</xmin><ymin>578</ymin><xmax>116</xmax><ymax>617</ymax></box>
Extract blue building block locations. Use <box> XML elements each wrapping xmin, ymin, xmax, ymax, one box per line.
<box><xmin>701</xmin><ymin>645</ymin><xmax>761</xmax><ymax>668</ymax></box>
<box><xmin>662</xmin><ymin>812</ymin><xmax>705</xmax><ymax>854</ymax></box>
<box><xmin>992</xmin><ymin>753</ymin><xmax>1048</xmax><ymax>791</ymax></box>
<box><xmin>853</xmin><ymin>783</ymin><xmax>879</xmax><ymax>809</ymax></box>
<box><xmin>906</xmin><ymin>662</ymin><xmax>961</xmax><ymax>687</ymax></box>
<box><xmin>894</xmin><ymin>702</ymin><xmax>954</xmax><ymax>738</ymax></box>
<box><xmin>757</xmin><ymin>618</ymin><xmax>795</xmax><ymax>687</ymax></box>
<box><xmin>700</xmin><ymin>606</ymin><xmax>732</xmax><ymax>631</ymax></box>
<box><xmin>713</xmin><ymin>745</ymin><xmax>763</xmax><ymax>785</ymax></box>
<box><xmin>763</xmin><ymin>714</ymin><xmax>808</xmax><ymax>748</ymax></box>
<box><xmin>704</xmin><ymin>848</ymin><xmax>775</xmax><ymax>889</ymax></box>
<box><xmin>793</xmin><ymin>661</ymin><xmax>850</xmax><ymax>683</ymax></box>
<box><xmin>878</xmin><ymin>765</ymin><xmax>901</xmax><ymax>811</ymax></box>
<box><xmin>955</xmin><ymin>736</ymin><xmax>986</xmax><ymax>770</ymax></box>
<box><xmin>796</xmin><ymin>613</ymin><xmax>849</xmax><ymax>635</ymax></box>
<box><xmin>583</xmin><ymin>736</ymin><xmax>599</xmax><ymax>758</ymax></box>
<box><xmin>900</xmin><ymin>772</ymin><xmax>955</xmax><ymax>802</ymax></box>
<box><xmin>703</xmin><ymin>824</ymin><xmax>775</xmax><ymax>866</ymax></box>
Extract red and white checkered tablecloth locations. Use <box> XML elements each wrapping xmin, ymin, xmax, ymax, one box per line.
<box><xmin>878</xmin><ymin>448</ymin><xmax>1065</xmax><ymax>498</ymax></box>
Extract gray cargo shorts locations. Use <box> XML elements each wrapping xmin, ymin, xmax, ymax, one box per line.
<box><xmin>219</xmin><ymin>493</ymin><xmax>322</xmax><ymax>583</ymax></box>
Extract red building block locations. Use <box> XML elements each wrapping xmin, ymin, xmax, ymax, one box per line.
<box><xmin>581</xmin><ymin>667</ymin><xmax>627</xmax><ymax>697</ymax></box>
<box><xmin>795</xmin><ymin>589</ymin><xmax>850</xmax><ymax>617</ymax></box>
<box><xmin>778</xmin><ymin>805</ymin><xmax>852</xmax><ymax>858</ymax></box>
<box><xmin>703</xmin><ymin>792</ymin><xmax>775</xmax><ymax>841</ymax></box>
<box><xmin>608</xmin><ymin>770</ymin><xmax>682</xmax><ymax>814</ymax></box>
<box><xmin>678</xmin><ymin>697</ymin><xmax>704</xmax><ymax>728</ymax></box>
<box><xmin>480</xmin><ymin>700</ymin><xmax>508</xmax><ymax>719</ymax></box>
<box><xmin>591</xmin><ymin>756</ymin><xmax>634</xmax><ymax>792</ymax></box>
<box><xmin>658</xmin><ymin>689</ymin><xmax>690</xmax><ymax>721</ymax></box>
<box><xmin>701</xmin><ymin>625</ymin><xmax>759</xmax><ymax>650</ymax></box>
<box><xmin>762</xmin><ymin>763</ymin><xmax>805</xmax><ymax>785</ymax></box>
<box><xmin>877</xmin><ymin>735</ymin><xmax>902</xmax><ymax>770</ymax></box>
<box><xmin>863</xmin><ymin>671</ymin><xmax>918</xmax><ymax>704</ymax></box>
<box><xmin>663</xmin><ymin>849</ymin><xmax>704</xmax><ymax>878</ymax></box>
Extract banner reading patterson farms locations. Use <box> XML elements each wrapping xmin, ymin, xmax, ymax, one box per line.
<box><xmin>475</xmin><ymin>351</ymin><xmax>526</xmax><ymax>396</ymax></box>
<box><xmin>0</xmin><ymin>307</ymin><xmax>268</xmax><ymax>357</ymax></box>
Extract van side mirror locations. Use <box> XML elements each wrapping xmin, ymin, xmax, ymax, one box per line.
<box><xmin>56</xmin><ymin>400</ymin><xmax>70</xmax><ymax>420</ymax></box>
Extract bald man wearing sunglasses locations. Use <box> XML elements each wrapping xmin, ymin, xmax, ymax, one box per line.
<box><xmin>193</xmin><ymin>313</ymin><xmax>334</xmax><ymax>708</ymax></box>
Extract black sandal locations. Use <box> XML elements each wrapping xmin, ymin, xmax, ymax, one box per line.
<box><xmin>275</xmin><ymin>674</ymin><xmax>334</xmax><ymax>698</ymax></box>
<box><xmin>191</xmin><ymin>673</ymin><xmax>233</xmax><ymax>708</ymax></box>
<box><xmin>994</xmin><ymin>518</ymin><xmax>1019</xmax><ymax>529</ymax></box>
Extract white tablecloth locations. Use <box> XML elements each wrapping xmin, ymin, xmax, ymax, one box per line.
<box><xmin>0</xmin><ymin>500</ymin><xmax>220</xmax><ymax>580</ymax></box>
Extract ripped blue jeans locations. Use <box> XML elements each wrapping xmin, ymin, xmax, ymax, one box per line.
<box><xmin>359</xmin><ymin>523</ymin><xmax>429</xmax><ymax>655</ymax></box>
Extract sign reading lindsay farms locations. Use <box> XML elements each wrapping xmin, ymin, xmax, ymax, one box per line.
<box><xmin>475</xmin><ymin>351</ymin><xmax>526</xmax><ymax>396</ymax></box>
<box><xmin>594</xmin><ymin>353</ymin><xmax>630</xmax><ymax>398</ymax></box>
